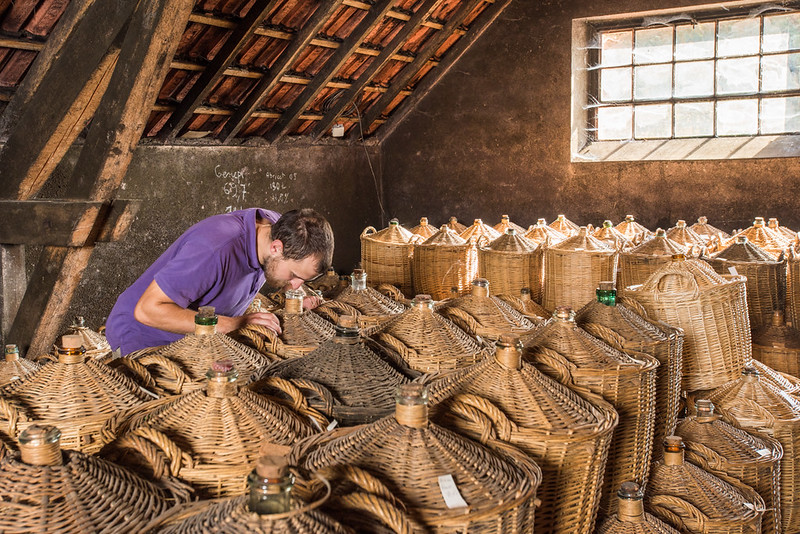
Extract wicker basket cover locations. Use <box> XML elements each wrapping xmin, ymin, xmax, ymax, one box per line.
<box><xmin>460</xmin><ymin>219</ymin><xmax>501</xmax><ymax>243</ymax></box>
<box><xmin>412</xmin><ymin>226</ymin><xmax>477</xmax><ymax>299</ymax></box>
<box><xmin>615</xmin><ymin>215</ymin><xmax>653</xmax><ymax>245</ymax></box>
<box><xmin>492</xmin><ymin>214</ymin><xmax>526</xmax><ymax>235</ymax></box>
<box><xmin>0</xmin><ymin>344</ymin><xmax>40</xmax><ymax>388</ymax></box>
<box><xmin>708</xmin><ymin>236</ymin><xmax>785</xmax><ymax>330</ymax></box>
<box><xmin>576</xmin><ymin>297</ymin><xmax>684</xmax><ymax>459</ymax></box>
<box><xmin>594</xmin><ymin>220</ymin><xmax>631</xmax><ymax>249</ymax></box>
<box><xmin>101</xmin><ymin>363</ymin><xmax>319</xmax><ymax>498</ymax></box>
<box><xmin>596</xmin><ymin>482</ymin><xmax>680</xmax><ymax>534</ymax></box>
<box><xmin>525</xmin><ymin>218</ymin><xmax>568</xmax><ymax>246</ymax></box>
<box><xmin>330</xmin><ymin>270</ymin><xmax>406</xmax><ymax>318</ymax></box>
<box><xmin>520</xmin><ymin>308</ymin><xmax>659</xmax><ymax>516</ymax></box>
<box><xmin>550</xmin><ymin>214</ymin><xmax>580</xmax><ymax>237</ymax></box>
<box><xmin>676</xmin><ymin>399</ymin><xmax>783</xmax><ymax>534</ymax></box>
<box><xmin>542</xmin><ymin>226</ymin><xmax>618</xmax><ymax>312</ymax></box>
<box><xmin>768</xmin><ymin>218</ymin><xmax>796</xmax><ymax>242</ymax></box>
<box><xmin>63</xmin><ymin>315</ymin><xmax>113</xmax><ymax>362</ymax></box>
<box><xmin>367</xmin><ymin>295</ymin><xmax>490</xmax><ymax>374</ymax></box>
<box><xmin>426</xmin><ymin>335</ymin><xmax>618</xmax><ymax>534</ymax></box>
<box><xmin>411</xmin><ymin>217</ymin><xmax>437</xmax><ymax>240</ymax></box>
<box><xmin>477</xmin><ymin>229</ymin><xmax>543</xmax><ymax>300</ymax></box>
<box><xmin>360</xmin><ymin>220</ymin><xmax>421</xmax><ymax>295</ymax></box>
<box><xmin>0</xmin><ymin>424</ymin><xmax>188</xmax><ymax>533</ymax></box>
<box><xmin>750</xmin><ymin>358</ymin><xmax>800</xmax><ymax>397</ymax></box>
<box><xmin>620</xmin><ymin>256</ymin><xmax>751</xmax><ymax>392</ymax></box>
<box><xmin>436</xmin><ymin>279</ymin><xmax>538</xmax><ymax>340</ymax></box>
<box><xmin>618</xmin><ymin>229</ymin><xmax>687</xmax><ymax>290</ymax></box>
<box><xmin>257</xmin><ymin>318</ymin><xmax>409</xmax><ymax>426</ymax></box>
<box><xmin>752</xmin><ymin>310</ymin><xmax>800</xmax><ymax>379</ymax></box>
<box><xmin>691</xmin><ymin>216</ymin><xmax>731</xmax><ymax>244</ymax></box>
<box><xmin>0</xmin><ymin>335</ymin><xmax>149</xmax><ymax>454</ymax></box>
<box><xmin>297</xmin><ymin>384</ymin><xmax>542</xmax><ymax>533</ymax></box>
<box><xmin>787</xmin><ymin>241</ymin><xmax>800</xmax><ymax>330</ymax></box>
<box><xmin>445</xmin><ymin>216</ymin><xmax>467</xmax><ymax>234</ymax></box>
<box><xmin>695</xmin><ymin>367</ymin><xmax>800</xmax><ymax>533</ymax></box>
<box><xmin>725</xmin><ymin>218</ymin><xmax>790</xmax><ymax>259</ymax></box>
<box><xmin>646</xmin><ymin>436</ymin><xmax>765</xmax><ymax>534</ymax></box>
<box><xmin>665</xmin><ymin>220</ymin><xmax>706</xmax><ymax>249</ymax></box>
<box><xmin>497</xmin><ymin>288</ymin><xmax>550</xmax><ymax>321</ymax></box>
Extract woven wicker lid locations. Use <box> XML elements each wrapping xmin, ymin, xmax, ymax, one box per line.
<box><xmin>575</xmin><ymin>300</ymin><xmax>669</xmax><ymax>345</ymax></box>
<box><xmin>410</xmin><ymin>217</ymin><xmax>437</xmax><ymax>239</ymax></box>
<box><xmin>753</xmin><ymin>310</ymin><xmax>800</xmax><ymax>350</ymax></box>
<box><xmin>493</xmin><ymin>214</ymin><xmax>527</xmax><ymax>235</ymax></box>
<box><xmin>769</xmin><ymin>217</ymin><xmax>797</xmax><ymax>240</ymax></box>
<box><xmin>483</xmin><ymin>229</ymin><xmax>538</xmax><ymax>253</ymax></box>
<box><xmin>549</xmin><ymin>214</ymin><xmax>580</xmax><ymax>236</ymax></box>
<box><xmin>361</xmin><ymin>219</ymin><xmax>416</xmax><ymax>244</ymax></box>
<box><xmin>332</xmin><ymin>271</ymin><xmax>406</xmax><ymax>316</ymax></box>
<box><xmin>459</xmin><ymin>218</ymin><xmax>501</xmax><ymax>243</ymax></box>
<box><xmin>691</xmin><ymin>216</ymin><xmax>731</xmax><ymax>241</ymax></box>
<box><xmin>445</xmin><ymin>216</ymin><xmax>467</xmax><ymax>234</ymax></box>
<box><xmin>594</xmin><ymin>220</ymin><xmax>630</xmax><ymax>248</ymax></box>
<box><xmin>615</xmin><ymin>215</ymin><xmax>653</xmax><ymax>241</ymax></box>
<box><xmin>665</xmin><ymin>220</ymin><xmax>706</xmax><ymax>247</ymax></box>
<box><xmin>627</xmin><ymin>229</ymin><xmax>686</xmax><ymax>256</ymax></box>
<box><xmin>725</xmin><ymin>218</ymin><xmax>790</xmax><ymax>258</ymax></box>
<box><xmin>278</xmin><ymin>306</ymin><xmax>337</xmax><ymax>346</ymax></box>
<box><xmin>0</xmin><ymin>344</ymin><xmax>40</xmax><ymax>387</ymax></box>
<box><xmin>550</xmin><ymin>226</ymin><xmax>613</xmax><ymax>252</ymax></box>
<box><xmin>712</xmin><ymin>236</ymin><xmax>778</xmax><ymax>263</ymax></box>
<box><xmin>437</xmin><ymin>279</ymin><xmax>537</xmax><ymax>333</ymax></box>
<box><xmin>525</xmin><ymin>219</ymin><xmax>568</xmax><ymax>245</ymax></box>
<box><xmin>704</xmin><ymin>366</ymin><xmax>800</xmax><ymax>424</ymax></box>
<box><xmin>637</xmin><ymin>256</ymin><xmax>729</xmax><ymax>293</ymax></box>
<box><xmin>420</xmin><ymin>225</ymin><xmax>467</xmax><ymax>246</ymax></box>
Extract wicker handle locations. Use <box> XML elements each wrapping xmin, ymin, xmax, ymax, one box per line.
<box><xmin>118</xmin><ymin>357</ymin><xmax>159</xmax><ymax>392</ymax></box>
<box><xmin>447</xmin><ymin>399</ymin><xmax>498</xmax><ymax>443</ymax></box>
<box><xmin>337</xmin><ymin>492</ymin><xmax>413</xmax><ymax>534</ymax></box>
<box><xmin>323</xmin><ymin>464</ymin><xmax>399</xmax><ymax>505</ymax></box>
<box><xmin>235</xmin><ymin>323</ymin><xmax>282</xmax><ymax>356</ymax></box>
<box><xmin>439</xmin><ymin>307</ymin><xmax>481</xmax><ymax>337</ymax></box>
<box><xmin>683</xmin><ymin>440</ymin><xmax>726</xmax><ymax>470</ymax></box>
<box><xmin>377</xmin><ymin>283</ymin><xmax>404</xmax><ymax>302</ymax></box>
<box><xmin>649</xmin><ymin>494</ymin><xmax>709</xmax><ymax>531</ymax></box>
<box><xmin>117</xmin><ymin>427</ymin><xmax>193</xmax><ymax>478</ymax></box>
<box><xmin>361</xmin><ymin>226</ymin><xmax>377</xmax><ymax>237</ymax></box>
<box><xmin>0</xmin><ymin>397</ymin><xmax>23</xmax><ymax>435</ymax></box>
<box><xmin>581</xmin><ymin>322</ymin><xmax>627</xmax><ymax>350</ymax></box>
<box><xmin>651</xmin><ymin>270</ymin><xmax>701</xmax><ymax>299</ymax></box>
<box><xmin>35</xmin><ymin>352</ymin><xmax>58</xmax><ymax>364</ymax></box>
<box><xmin>528</xmin><ymin>347</ymin><xmax>579</xmax><ymax>389</ymax></box>
<box><xmin>496</xmin><ymin>294</ymin><xmax>525</xmax><ymax>314</ymax></box>
<box><xmin>138</xmin><ymin>354</ymin><xmax>190</xmax><ymax>394</ymax></box>
<box><xmin>258</xmin><ymin>376</ymin><xmax>330</xmax><ymax>431</ymax></box>
<box><xmin>451</xmin><ymin>393</ymin><xmax>516</xmax><ymax>441</ymax></box>
<box><xmin>619</xmin><ymin>296</ymin><xmax>649</xmax><ymax>318</ymax></box>
<box><xmin>376</xmin><ymin>332</ymin><xmax>418</xmax><ymax>365</ymax></box>
<box><xmin>684</xmin><ymin>450</ymin><xmax>767</xmax><ymax>508</ymax></box>
<box><xmin>285</xmin><ymin>377</ymin><xmax>336</xmax><ymax>414</ymax></box>
<box><xmin>313</xmin><ymin>301</ymin><xmax>362</xmax><ymax>325</ymax></box>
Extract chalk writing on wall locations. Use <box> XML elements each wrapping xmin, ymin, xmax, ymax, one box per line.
<box><xmin>215</xmin><ymin>165</ymin><xmax>249</xmax><ymax>213</ymax></box>
<box><xmin>266</xmin><ymin>171</ymin><xmax>297</xmax><ymax>205</ymax></box>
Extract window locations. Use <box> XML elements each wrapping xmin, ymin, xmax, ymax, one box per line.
<box><xmin>572</xmin><ymin>3</ymin><xmax>800</xmax><ymax>161</ymax></box>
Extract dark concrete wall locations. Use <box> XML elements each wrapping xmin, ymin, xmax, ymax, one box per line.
<box><xmin>380</xmin><ymin>0</ymin><xmax>800</xmax><ymax>234</ymax></box>
<box><xmin>51</xmin><ymin>143</ymin><xmax>381</xmax><ymax>331</ymax></box>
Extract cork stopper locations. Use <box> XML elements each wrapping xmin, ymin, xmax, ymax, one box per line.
<box><xmin>5</xmin><ymin>344</ymin><xmax>19</xmax><ymax>362</ymax></box>
<box><xmin>58</xmin><ymin>335</ymin><xmax>85</xmax><ymax>364</ymax></box>
<box><xmin>598</xmin><ymin>281</ymin><xmax>615</xmax><ymax>291</ymax></box>
<box><xmin>255</xmin><ymin>455</ymin><xmax>289</xmax><ymax>479</ymax></box>
<box><xmin>195</xmin><ymin>306</ymin><xmax>218</xmax><ymax>335</ymax></box>
<box><xmin>473</xmin><ymin>219</ymin><xmax>483</xmax><ymax>225</ymax></box>
<box><xmin>754</xmin><ymin>217</ymin><xmax>766</xmax><ymax>227</ymax></box>
<box><xmin>495</xmin><ymin>334</ymin><xmax>522</xmax><ymax>370</ymax></box>
<box><xmin>768</xmin><ymin>217</ymin><xmax>779</xmax><ymax>228</ymax></box>
<box><xmin>284</xmin><ymin>288</ymin><xmax>304</xmax><ymax>315</ymax></box>
<box><xmin>351</xmin><ymin>269</ymin><xmax>367</xmax><ymax>291</ymax></box>
<box><xmin>411</xmin><ymin>294</ymin><xmax>434</xmax><ymax>311</ymax></box>
<box><xmin>537</xmin><ymin>218</ymin><xmax>547</xmax><ymax>226</ymax></box>
<box><xmin>505</xmin><ymin>228</ymin><xmax>516</xmax><ymax>235</ymax></box>
<box><xmin>449</xmin><ymin>217</ymin><xmax>459</xmax><ymax>224</ymax></box>
<box><xmin>18</xmin><ymin>424</ymin><xmax>63</xmax><ymax>466</ymax></box>
<box><xmin>72</xmin><ymin>316</ymin><xmax>86</xmax><ymax>328</ymax></box>
<box><xmin>471</xmin><ymin>278</ymin><xmax>490</xmax><ymax>297</ymax></box>
<box><xmin>420</xmin><ymin>217</ymin><xmax>428</xmax><ymax>226</ymax></box>
<box><xmin>520</xmin><ymin>288</ymin><xmax>532</xmax><ymax>301</ymax></box>
<box><xmin>501</xmin><ymin>215</ymin><xmax>510</xmax><ymax>222</ymax></box>
<box><xmin>625</xmin><ymin>215</ymin><xmax>635</xmax><ymax>222</ymax></box>
<box><xmin>655</xmin><ymin>228</ymin><xmax>666</xmax><ymax>237</ymax></box>
<box><xmin>772</xmin><ymin>309</ymin><xmax>786</xmax><ymax>327</ymax></box>
<box><xmin>663</xmin><ymin>435</ymin><xmax>685</xmax><ymax>466</ymax></box>
<box><xmin>695</xmin><ymin>399</ymin><xmax>719</xmax><ymax>422</ymax></box>
<box><xmin>395</xmin><ymin>384</ymin><xmax>429</xmax><ymax>428</ymax></box>
<box><xmin>553</xmin><ymin>306</ymin><xmax>576</xmax><ymax>322</ymax></box>
<box><xmin>736</xmin><ymin>235</ymin><xmax>748</xmax><ymax>244</ymax></box>
<box><xmin>334</xmin><ymin>315</ymin><xmax>360</xmax><ymax>344</ymax></box>
<box><xmin>698</xmin><ymin>216</ymin><xmax>708</xmax><ymax>224</ymax></box>
<box><xmin>557</xmin><ymin>214</ymin><xmax>566</xmax><ymax>221</ymax></box>
<box><xmin>676</xmin><ymin>220</ymin><xmax>687</xmax><ymax>228</ymax></box>
<box><xmin>616</xmin><ymin>482</ymin><xmax>644</xmax><ymax>523</ymax></box>
<box><xmin>206</xmin><ymin>360</ymin><xmax>239</xmax><ymax>398</ymax></box>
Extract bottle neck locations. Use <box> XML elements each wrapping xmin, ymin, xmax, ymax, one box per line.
<box><xmin>284</xmin><ymin>297</ymin><xmax>303</xmax><ymax>315</ymax></box>
<box><xmin>617</xmin><ymin>498</ymin><xmax>644</xmax><ymax>523</ymax></box>
<box><xmin>596</xmin><ymin>287</ymin><xmax>616</xmax><ymax>306</ymax></box>
<box><xmin>247</xmin><ymin>472</ymin><xmax>294</xmax><ymax>515</ymax></box>
<box><xmin>663</xmin><ymin>449</ymin><xmax>684</xmax><ymax>466</ymax></box>
<box><xmin>57</xmin><ymin>346</ymin><xmax>85</xmax><ymax>365</ymax></box>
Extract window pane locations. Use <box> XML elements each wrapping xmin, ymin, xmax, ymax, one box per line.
<box><xmin>718</xmin><ymin>18</ymin><xmax>760</xmax><ymax>57</ymax></box>
<box><xmin>675</xmin><ymin>101</ymin><xmax>714</xmax><ymax>137</ymax></box>
<box><xmin>601</xmin><ymin>67</ymin><xmax>632</xmax><ymax>101</ymax></box>
<box><xmin>634</xmin><ymin>27</ymin><xmax>673</xmax><ymax>64</ymax></box>
<box><xmin>674</xmin><ymin>60</ymin><xmax>714</xmax><ymax>97</ymax></box>
<box><xmin>717</xmin><ymin>57</ymin><xmax>759</xmax><ymax>94</ymax></box>
<box><xmin>762</xmin><ymin>52</ymin><xmax>800</xmax><ymax>91</ymax></box>
<box><xmin>634</xmin><ymin>64</ymin><xmax>672</xmax><ymax>100</ymax></box>
<box><xmin>597</xmin><ymin>106</ymin><xmax>632</xmax><ymax>140</ymax></box>
<box><xmin>717</xmin><ymin>99</ymin><xmax>758</xmax><ymax>135</ymax></box>
<box><xmin>634</xmin><ymin>103</ymin><xmax>672</xmax><ymax>138</ymax></box>
<box><xmin>761</xmin><ymin>96</ymin><xmax>800</xmax><ymax>133</ymax></box>
<box><xmin>675</xmin><ymin>22</ymin><xmax>715</xmax><ymax>60</ymax></box>
<box><xmin>763</xmin><ymin>13</ymin><xmax>800</xmax><ymax>53</ymax></box>
<box><xmin>602</xmin><ymin>31</ymin><xmax>633</xmax><ymax>67</ymax></box>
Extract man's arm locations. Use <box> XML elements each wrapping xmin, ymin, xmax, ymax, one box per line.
<box><xmin>134</xmin><ymin>280</ymin><xmax>282</xmax><ymax>335</ymax></box>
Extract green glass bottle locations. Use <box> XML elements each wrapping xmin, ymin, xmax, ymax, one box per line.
<box><xmin>247</xmin><ymin>455</ymin><xmax>294</xmax><ymax>515</ymax></box>
<box><xmin>596</xmin><ymin>281</ymin><xmax>616</xmax><ymax>307</ymax></box>
<box><xmin>195</xmin><ymin>306</ymin><xmax>218</xmax><ymax>326</ymax></box>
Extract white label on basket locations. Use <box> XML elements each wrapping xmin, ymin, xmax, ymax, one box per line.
<box><xmin>326</xmin><ymin>419</ymin><xmax>339</xmax><ymax>431</ymax></box>
<box><xmin>438</xmin><ymin>474</ymin><xmax>468</xmax><ymax>509</ymax></box>
<box><xmin>728</xmin><ymin>266</ymin><xmax>738</xmax><ymax>275</ymax></box>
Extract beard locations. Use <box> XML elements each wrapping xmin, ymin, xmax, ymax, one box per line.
<box><xmin>261</xmin><ymin>256</ymin><xmax>288</xmax><ymax>294</ymax></box>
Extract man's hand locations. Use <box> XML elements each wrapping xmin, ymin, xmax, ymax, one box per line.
<box><xmin>217</xmin><ymin>312</ymin><xmax>282</xmax><ymax>335</ymax></box>
<box><xmin>303</xmin><ymin>294</ymin><xmax>323</xmax><ymax>310</ymax></box>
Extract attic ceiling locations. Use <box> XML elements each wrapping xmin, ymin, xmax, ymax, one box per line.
<box><xmin>0</xmin><ymin>0</ymin><xmax>511</xmax><ymax>144</ymax></box>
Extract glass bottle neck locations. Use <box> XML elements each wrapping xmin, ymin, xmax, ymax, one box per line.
<box><xmin>247</xmin><ymin>471</ymin><xmax>294</xmax><ymax>515</ymax></box>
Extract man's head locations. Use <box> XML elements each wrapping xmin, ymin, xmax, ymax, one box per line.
<box><xmin>261</xmin><ymin>208</ymin><xmax>334</xmax><ymax>292</ymax></box>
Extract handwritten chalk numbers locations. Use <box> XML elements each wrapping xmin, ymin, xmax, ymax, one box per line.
<box><xmin>266</xmin><ymin>171</ymin><xmax>297</xmax><ymax>205</ymax></box>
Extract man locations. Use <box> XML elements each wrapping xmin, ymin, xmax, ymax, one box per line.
<box><xmin>106</xmin><ymin>207</ymin><xmax>334</xmax><ymax>355</ymax></box>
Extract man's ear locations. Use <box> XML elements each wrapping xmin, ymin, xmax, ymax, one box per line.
<box><xmin>269</xmin><ymin>239</ymin><xmax>284</xmax><ymax>256</ymax></box>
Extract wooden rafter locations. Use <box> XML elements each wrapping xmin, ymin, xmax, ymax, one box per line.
<box><xmin>357</xmin><ymin>0</ymin><xmax>487</xmax><ymax>137</ymax></box>
<box><xmin>310</xmin><ymin>0</ymin><xmax>447</xmax><ymax>140</ymax></box>
<box><xmin>375</xmin><ymin>0</ymin><xmax>512</xmax><ymax>142</ymax></box>
<box><xmin>161</xmin><ymin>0</ymin><xmax>282</xmax><ymax>138</ymax></box>
<box><xmin>266</xmin><ymin>0</ymin><xmax>397</xmax><ymax>141</ymax></box>
<box><xmin>219</xmin><ymin>0</ymin><xmax>344</xmax><ymax>142</ymax></box>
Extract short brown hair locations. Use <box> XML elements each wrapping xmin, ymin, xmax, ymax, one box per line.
<box><xmin>272</xmin><ymin>208</ymin><xmax>334</xmax><ymax>273</ymax></box>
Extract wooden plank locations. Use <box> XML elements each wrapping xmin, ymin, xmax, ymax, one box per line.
<box><xmin>8</xmin><ymin>0</ymin><xmax>194</xmax><ymax>357</ymax></box>
<box><xmin>311</xmin><ymin>0</ymin><xmax>446</xmax><ymax>140</ymax></box>
<box><xmin>266</xmin><ymin>0</ymin><xmax>396</xmax><ymax>141</ymax></box>
<box><xmin>0</xmin><ymin>245</ymin><xmax>25</xmax><ymax>341</ymax></box>
<box><xmin>375</xmin><ymin>0</ymin><xmax>512</xmax><ymax>143</ymax></box>
<box><xmin>162</xmin><ymin>0</ymin><xmax>282</xmax><ymax>138</ymax></box>
<box><xmin>219</xmin><ymin>0</ymin><xmax>344</xmax><ymax>142</ymax></box>
<box><xmin>357</xmin><ymin>0</ymin><xmax>487</xmax><ymax>136</ymax></box>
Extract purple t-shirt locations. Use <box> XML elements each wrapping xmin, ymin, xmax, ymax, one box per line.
<box><xmin>106</xmin><ymin>208</ymin><xmax>280</xmax><ymax>355</ymax></box>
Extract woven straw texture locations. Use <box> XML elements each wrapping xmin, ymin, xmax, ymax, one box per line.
<box><xmin>542</xmin><ymin>227</ymin><xmax>618</xmax><ymax>312</ymax></box>
<box><xmin>576</xmin><ymin>300</ymin><xmax>684</xmax><ymax>459</ymax></box>
<box><xmin>497</xmin><ymin>289</ymin><xmax>550</xmax><ymax>321</ymax></box>
<box><xmin>331</xmin><ymin>284</ymin><xmax>406</xmax><ymax>317</ymax></box>
<box><xmin>749</xmin><ymin>358</ymin><xmax>800</xmax><ymax>397</ymax></box>
<box><xmin>550</xmin><ymin>215</ymin><xmax>580</xmax><ymax>237</ymax></box>
<box><xmin>696</xmin><ymin>369</ymin><xmax>800</xmax><ymax>533</ymax></box>
<box><xmin>436</xmin><ymin>284</ymin><xmax>538</xmax><ymax>341</ymax></box>
<box><xmin>65</xmin><ymin>317</ymin><xmax>113</xmax><ymax>362</ymax></box>
<box><xmin>478</xmin><ymin>231</ymin><xmax>543</xmax><ymax>300</ymax></box>
<box><xmin>520</xmin><ymin>313</ymin><xmax>659</xmax><ymax>516</ymax></box>
<box><xmin>525</xmin><ymin>219</ymin><xmax>568</xmax><ymax>247</ymax></box>
<box><xmin>725</xmin><ymin>220</ymin><xmax>790</xmax><ymax>259</ymax></box>
<box><xmin>752</xmin><ymin>311</ymin><xmax>800</xmax><ymax>378</ymax></box>
<box><xmin>492</xmin><ymin>215</ymin><xmax>526</xmax><ymax>235</ymax></box>
<box><xmin>708</xmin><ymin>239</ymin><xmax>784</xmax><ymax>330</ymax></box>
<box><xmin>646</xmin><ymin>447</ymin><xmax>765</xmax><ymax>534</ymax></box>
<box><xmin>256</xmin><ymin>334</ymin><xmax>409</xmax><ymax>426</ymax></box>
<box><xmin>296</xmin><ymin>401</ymin><xmax>541</xmax><ymax>533</ymax></box>
<box><xmin>615</xmin><ymin>215</ymin><xmax>653</xmax><ymax>245</ymax></box>
<box><xmin>787</xmin><ymin>244</ymin><xmax>800</xmax><ymax>330</ymax></box>
<box><xmin>101</xmin><ymin>372</ymin><xmax>319</xmax><ymax>498</ymax></box>
<box><xmin>0</xmin><ymin>355</ymin><xmax>149</xmax><ymax>454</ymax></box>
<box><xmin>411</xmin><ymin>217</ymin><xmax>437</xmax><ymax>240</ymax></box>
<box><xmin>769</xmin><ymin>218</ymin><xmax>796</xmax><ymax>241</ymax></box>
<box><xmin>445</xmin><ymin>217</ymin><xmax>467</xmax><ymax>234</ymax></box>
<box><xmin>594</xmin><ymin>222</ymin><xmax>631</xmax><ymax>249</ymax></box>
<box><xmin>234</xmin><ymin>309</ymin><xmax>337</xmax><ymax>361</ymax></box>
<box><xmin>596</xmin><ymin>508</ymin><xmax>680</xmax><ymax>534</ymax></box>
<box><xmin>0</xmin><ymin>353</ymin><xmax>39</xmax><ymax>388</ymax></box>
<box><xmin>361</xmin><ymin>222</ymin><xmax>421</xmax><ymax>295</ymax></box>
<box><xmin>460</xmin><ymin>219</ymin><xmax>501</xmax><ymax>244</ymax></box>
<box><xmin>692</xmin><ymin>217</ymin><xmax>731</xmax><ymax>243</ymax></box>
<box><xmin>618</xmin><ymin>230</ymin><xmax>687</xmax><ymax>290</ymax></box>
<box><xmin>665</xmin><ymin>220</ymin><xmax>707</xmax><ymax>249</ymax></box>
<box><xmin>412</xmin><ymin>227</ymin><xmax>477</xmax><ymax>299</ymax></box>
<box><xmin>0</xmin><ymin>443</ymin><xmax>186</xmax><ymax>533</ymax></box>
<box><xmin>368</xmin><ymin>299</ymin><xmax>490</xmax><ymax>374</ymax></box>
<box><xmin>425</xmin><ymin>341</ymin><xmax>617</xmax><ymax>534</ymax></box>
<box><xmin>620</xmin><ymin>258</ymin><xmax>751</xmax><ymax>392</ymax></box>
<box><xmin>676</xmin><ymin>407</ymin><xmax>783</xmax><ymax>534</ymax></box>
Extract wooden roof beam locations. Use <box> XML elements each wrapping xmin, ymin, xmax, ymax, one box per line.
<box><xmin>219</xmin><ymin>0</ymin><xmax>343</xmax><ymax>142</ymax></box>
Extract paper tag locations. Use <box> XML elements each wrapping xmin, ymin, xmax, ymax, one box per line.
<box><xmin>438</xmin><ymin>474</ymin><xmax>468</xmax><ymax>509</ymax></box>
<box><xmin>728</xmin><ymin>266</ymin><xmax>738</xmax><ymax>276</ymax></box>
<box><xmin>326</xmin><ymin>419</ymin><xmax>339</xmax><ymax>431</ymax></box>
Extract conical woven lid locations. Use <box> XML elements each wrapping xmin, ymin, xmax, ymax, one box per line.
<box><xmin>665</xmin><ymin>220</ymin><xmax>706</xmax><ymax>247</ymax></box>
<box><xmin>691</xmin><ymin>216</ymin><xmax>731</xmax><ymax>241</ymax></box>
<box><xmin>769</xmin><ymin>217</ymin><xmax>797</xmax><ymax>241</ymax></box>
<box><xmin>628</xmin><ymin>230</ymin><xmax>686</xmax><ymax>256</ymax></box>
<box><xmin>705</xmin><ymin>367</ymin><xmax>800</xmax><ymax>424</ymax></box>
<box><xmin>437</xmin><ymin>285</ymin><xmax>536</xmax><ymax>333</ymax></box>
<box><xmin>725</xmin><ymin>218</ymin><xmax>790</xmax><ymax>258</ymax></box>
<box><xmin>750</xmin><ymin>358</ymin><xmax>800</xmax><ymax>395</ymax></box>
<box><xmin>411</xmin><ymin>217</ymin><xmax>437</xmax><ymax>239</ymax></box>
<box><xmin>551</xmin><ymin>226</ymin><xmax>612</xmax><ymax>252</ymax></box>
<box><xmin>460</xmin><ymin>219</ymin><xmax>501</xmax><ymax>243</ymax></box>
<box><xmin>333</xmin><ymin>285</ymin><xmax>406</xmax><ymax>316</ymax></box>
<box><xmin>0</xmin><ymin>346</ymin><xmax>40</xmax><ymax>387</ymax></box>
<box><xmin>712</xmin><ymin>237</ymin><xmax>777</xmax><ymax>263</ymax></box>
<box><xmin>575</xmin><ymin>300</ymin><xmax>669</xmax><ymax>346</ymax></box>
<box><xmin>615</xmin><ymin>215</ymin><xmax>652</xmax><ymax>241</ymax></box>
<box><xmin>493</xmin><ymin>215</ymin><xmax>527</xmax><ymax>235</ymax></box>
<box><xmin>594</xmin><ymin>221</ymin><xmax>630</xmax><ymax>248</ymax></box>
<box><xmin>484</xmin><ymin>230</ymin><xmax>538</xmax><ymax>253</ymax></box>
<box><xmin>279</xmin><ymin>311</ymin><xmax>336</xmax><ymax>346</ymax></box>
<box><xmin>753</xmin><ymin>311</ymin><xmax>800</xmax><ymax>350</ymax></box>
<box><xmin>638</xmin><ymin>257</ymin><xmax>728</xmax><ymax>293</ymax></box>
<box><xmin>525</xmin><ymin>219</ymin><xmax>567</xmax><ymax>245</ymax></box>
<box><xmin>65</xmin><ymin>316</ymin><xmax>111</xmax><ymax>355</ymax></box>
<box><xmin>363</xmin><ymin>220</ymin><xmax>415</xmax><ymax>244</ymax></box>
<box><xmin>420</xmin><ymin>225</ymin><xmax>467</xmax><ymax>246</ymax></box>
<box><xmin>550</xmin><ymin>214</ymin><xmax>580</xmax><ymax>236</ymax></box>
<box><xmin>445</xmin><ymin>217</ymin><xmax>467</xmax><ymax>234</ymax></box>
